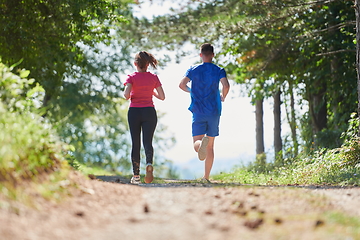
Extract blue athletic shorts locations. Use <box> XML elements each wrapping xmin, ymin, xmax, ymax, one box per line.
<box><xmin>192</xmin><ymin>114</ymin><xmax>220</xmax><ymax>137</ymax></box>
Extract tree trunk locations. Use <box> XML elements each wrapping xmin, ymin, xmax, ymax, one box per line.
<box><xmin>255</xmin><ymin>98</ymin><xmax>265</xmax><ymax>155</ymax></box>
<box><xmin>289</xmin><ymin>83</ymin><xmax>298</xmax><ymax>156</ymax></box>
<box><xmin>41</xmin><ymin>92</ymin><xmax>52</xmax><ymax>117</ymax></box>
<box><xmin>328</xmin><ymin>4</ymin><xmax>340</xmax><ymax>130</ymax></box>
<box><xmin>308</xmin><ymin>82</ymin><xmax>327</xmax><ymax>137</ymax></box>
<box><xmin>273</xmin><ymin>88</ymin><xmax>283</xmax><ymax>164</ymax></box>
<box><xmin>255</xmin><ymin>97</ymin><xmax>266</xmax><ymax>168</ymax></box>
<box><xmin>355</xmin><ymin>0</ymin><xmax>360</xmax><ymax>136</ymax></box>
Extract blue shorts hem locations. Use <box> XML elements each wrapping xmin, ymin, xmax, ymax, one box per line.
<box><xmin>192</xmin><ymin>114</ymin><xmax>220</xmax><ymax>137</ymax></box>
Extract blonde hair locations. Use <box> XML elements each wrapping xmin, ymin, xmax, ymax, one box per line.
<box><xmin>135</xmin><ymin>51</ymin><xmax>158</xmax><ymax>70</ymax></box>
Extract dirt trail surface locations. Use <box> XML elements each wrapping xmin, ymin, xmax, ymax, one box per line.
<box><xmin>1</xmin><ymin>173</ymin><xmax>360</xmax><ymax>240</ymax></box>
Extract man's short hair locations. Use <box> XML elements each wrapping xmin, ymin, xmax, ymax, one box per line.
<box><xmin>200</xmin><ymin>43</ymin><xmax>214</xmax><ymax>55</ymax></box>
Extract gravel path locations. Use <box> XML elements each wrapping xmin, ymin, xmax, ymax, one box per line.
<box><xmin>1</xmin><ymin>172</ymin><xmax>360</xmax><ymax>240</ymax></box>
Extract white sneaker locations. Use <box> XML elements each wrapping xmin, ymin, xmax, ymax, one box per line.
<box><xmin>198</xmin><ymin>136</ymin><xmax>209</xmax><ymax>161</ymax></box>
<box><xmin>130</xmin><ymin>176</ymin><xmax>140</xmax><ymax>184</ymax></box>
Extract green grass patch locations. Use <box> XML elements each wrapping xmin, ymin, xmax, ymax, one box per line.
<box><xmin>0</xmin><ymin>104</ymin><xmax>70</xmax><ymax>184</ymax></box>
<box><xmin>213</xmin><ymin>149</ymin><xmax>360</xmax><ymax>186</ymax></box>
<box><xmin>325</xmin><ymin>211</ymin><xmax>360</xmax><ymax>235</ymax></box>
<box><xmin>214</xmin><ymin>113</ymin><xmax>360</xmax><ymax>186</ymax></box>
<box><xmin>68</xmin><ymin>159</ymin><xmax>120</xmax><ymax>176</ymax></box>
<box><xmin>0</xmin><ymin>103</ymin><xmax>75</xmax><ymax>208</ymax></box>
<box><xmin>0</xmin><ymin>60</ymin><xmax>84</xmax><ymax>207</ymax></box>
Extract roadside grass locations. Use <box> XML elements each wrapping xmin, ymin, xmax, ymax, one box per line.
<box><xmin>324</xmin><ymin>211</ymin><xmax>360</xmax><ymax>237</ymax></box>
<box><xmin>214</xmin><ymin>113</ymin><xmax>360</xmax><ymax>186</ymax></box>
<box><xmin>69</xmin><ymin>159</ymin><xmax>121</xmax><ymax>176</ymax></box>
<box><xmin>0</xmin><ymin>103</ymin><xmax>75</xmax><ymax>209</ymax></box>
<box><xmin>213</xmin><ymin>157</ymin><xmax>360</xmax><ymax>186</ymax></box>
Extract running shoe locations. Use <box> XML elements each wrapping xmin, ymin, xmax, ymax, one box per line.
<box><xmin>199</xmin><ymin>177</ymin><xmax>211</xmax><ymax>183</ymax></box>
<box><xmin>144</xmin><ymin>164</ymin><xmax>154</xmax><ymax>183</ymax></box>
<box><xmin>130</xmin><ymin>176</ymin><xmax>140</xmax><ymax>184</ymax></box>
<box><xmin>198</xmin><ymin>136</ymin><xmax>209</xmax><ymax>161</ymax></box>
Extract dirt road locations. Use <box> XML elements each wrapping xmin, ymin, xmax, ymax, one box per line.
<box><xmin>1</xmin><ymin>173</ymin><xmax>360</xmax><ymax>240</ymax></box>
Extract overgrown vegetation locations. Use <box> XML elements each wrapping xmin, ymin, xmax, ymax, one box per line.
<box><xmin>0</xmin><ymin>62</ymin><xmax>74</xmax><ymax>206</ymax></box>
<box><xmin>214</xmin><ymin>113</ymin><xmax>360</xmax><ymax>186</ymax></box>
<box><xmin>0</xmin><ymin>0</ymin><xmax>178</xmax><ymax>175</ymax></box>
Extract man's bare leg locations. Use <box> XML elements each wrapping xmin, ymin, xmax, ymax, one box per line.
<box><xmin>203</xmin><ymin>136</ymin><xmax>215</xmax><ymax>180</ymax></box>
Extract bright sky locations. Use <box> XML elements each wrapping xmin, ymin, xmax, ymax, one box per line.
<box><xmin>130</xmin><ymin>1</ymin><xmax>276</xmax><ymax>178</ymax></box>
<box><xmin>153</xmin><ymin>56</ymin><xmax>274</xmax><ymax>161</ymax></box>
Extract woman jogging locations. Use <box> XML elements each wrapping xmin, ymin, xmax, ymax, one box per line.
<box><xmin>124</xmin><ymin>51</ymin><xmax>165</xmax><ymax>184</ymax></box>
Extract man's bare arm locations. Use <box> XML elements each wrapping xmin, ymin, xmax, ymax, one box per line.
<box><xmin>179</xmin><ymin>77</ymin><xmax>191</xmax><ymax>93</ymax></box>
<box><xmin>220</xmin><ymin>77</ymin><xmax>230</xmax><ymax>102</ymax></box>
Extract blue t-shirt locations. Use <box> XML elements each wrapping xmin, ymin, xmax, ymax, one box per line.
<box><xmin>185</xmin><ymin>62</ymin><xmax>227</xmax><ymax>116</ymax></box>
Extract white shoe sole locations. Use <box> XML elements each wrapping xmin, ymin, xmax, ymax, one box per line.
<box><xmin>130</xmin><ymin>177</ymin><xmax>140</xmax><ymax>184</ymax></box>
<box><xmin>198</xmin><ymin>136</ymin><xmax>209</xmax><ymax>161</ymax></box>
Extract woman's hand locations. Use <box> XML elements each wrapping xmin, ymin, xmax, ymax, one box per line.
<box><xmin>153</xmin><ymin>86</ymin><xmax>165</xmax><ymax>100</ymax></box>
<box><xmin>124</xmin><ymin>83</ymin><xmax>132</xmax><ymax>100</ymax></box>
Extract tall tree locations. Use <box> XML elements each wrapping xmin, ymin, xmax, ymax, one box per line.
<box><xmin>255</xmin><ymin>99</ymin><xmax>265</xmax><ymax>153</ymax></box>
<box><xmin>355</xmin><ymin>0</ymin><xmax>360</xmax><ymax>136</ymax></box>
<box><xmin>0</xmin><ymin>0</ymin><xmax>177</xmax><ymax>172</ymax></box>
<box><xmin>0</xmin><ymin>0</ymin><xmax>131</xmax><ymax>105</ymax></box>
<box><xmin>284</xmin><ymin>80</ymin><xmax>299</xmax><ymax>157</ymax></box>
<box><xmin>273</xmin><ymin>83</ymin><xmax>282</xmax><ymax>164</ymax></box>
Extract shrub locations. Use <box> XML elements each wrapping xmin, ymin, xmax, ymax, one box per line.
<box><xmin>0</xmin><ymin>103</ymin><xmax>71</xmax><ymax>185</ymax></box>
<box><xmin>0</xmin><ymin>61</ymin><xmax>44</xmax><ymax>113</ymax></box>
<box><xmin>0</xmin><ymin>61</ymin><xmax>70</xmax><ymax>185</ymax></box>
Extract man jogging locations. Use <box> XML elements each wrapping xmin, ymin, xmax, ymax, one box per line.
<box><xmin>179</xmin><ymin>43</ymin><xmax>230</xmax><ymax>182</ymax></box>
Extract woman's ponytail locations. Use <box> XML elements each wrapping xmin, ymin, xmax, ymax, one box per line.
<box><xmin>135</xmin><ymin>51</ymin><xmax>158</xmax><ymax>70</ymax></box>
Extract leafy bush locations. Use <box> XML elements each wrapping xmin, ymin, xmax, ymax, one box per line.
<box><xmin>0</xmin><ymin>62</ymin><xmax>70</xmax><ymax>185</ymax></box>
<box><xmin>215</xmin><ymin>114</ymin><xmax>360</xmax><ymax>186</ymax></box>
<box><xmin>0</xmin><ymin>61</ymin><xmax>44</xmax><ymax>113</ymax></box>
<box><xmin>0</xmin><ymin>103</ymin><xmax>71</xmax><ymax>184</ymax></box>
<box><xmin>338</xmin><ymin>112</ymin><xmax>360</xmax><ymax>168</ymax></box>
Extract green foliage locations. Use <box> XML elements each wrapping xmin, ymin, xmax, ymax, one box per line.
<box><xmin>69</xmin><ymin>158</ymin><xmax>122</xmax><ymax>176</ymax></box>
<box><xmin>0</xmin><ymin>104</ymin><xmax>69</xmax><ymax>184</ymax></box>
<box><xmin>0</xmin><ymin>62</ymin><xmax>71</xmax><ymax>185</ymax></box>
<box><xmin>0</xmin><ymin>61</ymin><xmax>44</xmax><ymax>113</ymax></box>
<box><xmin>338</xmin><ymin>113</ymin><xmax>360</xmax><ymax>168</ymax></box>
<box><xmin>215</xmin><ymin>115</ymin><xmax>360</xmax><ymax>186</ymax></box>
<box><xmin>0</xmin><ymin>0</ymin><xmax>134</xmax><ymax>163</ymax></box>
<box><xmin>0</xmin><ymin>0</ymin><xmax>132</xmax><ymax>99</ymax></box>
<box><xmin>60</xmin><ymin>97</ymin><xmax>132</xmax><ymax>171</ymax></box>
<box><xmin>214</xmin><ymin>147</ymin><xmax>360</xmax><ymax>186</ymax></box>
<box><xmin>254</xmin><ymin>153</ymin><xmax>267</xmax><ymax>173</ymax></box>
<box><xmin>314</xmin><ymin>129</ymin><xmax>344</xmax><ymax>150</ymax></box>
<box><xmin>0</xmin><ymin>0</ymin><xmax>178</xmax><ymax>173</ymax></box>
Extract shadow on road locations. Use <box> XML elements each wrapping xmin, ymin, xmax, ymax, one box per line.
<box><xmin>94</xmin><ymin>175</ymin><xmax>360</xmax><ymax>190</ymax></box>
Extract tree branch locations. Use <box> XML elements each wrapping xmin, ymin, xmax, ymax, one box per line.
<box><xmin>315</xmin><ymin>49</ymin><xmax>356</xmax><ymax>56</ymax></box>
<box><xmin>313</xmin><ymin>21</ymin><xmax>356</xmax><ymax>34</ymax></box>
<box><xmin>254</xmin><ymin>0</ymin><xmax>338</xmax><ymax>8</ymax></box>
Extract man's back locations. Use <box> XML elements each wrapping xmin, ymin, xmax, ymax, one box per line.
<box><xmin>185</xmin><ymin>62</ymin><xmax>226</xmax><ymax>115</ymax></box>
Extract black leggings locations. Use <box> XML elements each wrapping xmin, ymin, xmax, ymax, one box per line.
<box><xmin>128</xmin><ymin>107</ymin><xmax>157</xmax><ymax>175</ymax></box>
